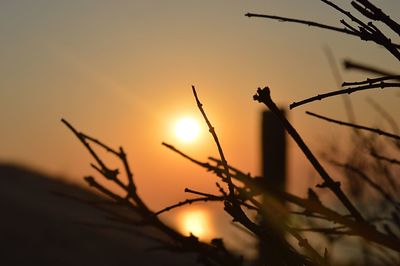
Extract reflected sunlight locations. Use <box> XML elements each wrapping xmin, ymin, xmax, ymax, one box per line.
<box><xmin>175</xmin><ymin>117</ymin><xmax>200</xmax><ymax>142</ymax></box>
<box><xmin>179</xmin><ymin>209</ymin><xmax>211</xmax><ymax>239</ymax></box>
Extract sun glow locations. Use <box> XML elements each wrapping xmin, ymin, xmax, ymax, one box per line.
<box><xmin>180</xmin><ymin>210</ymin><xmax>210</xmax><ymax>238</ymax></box>
<box><xmin>175</xmin><ymin>117</ymin><xmax>200</xmax><ymax>142</ymax></box>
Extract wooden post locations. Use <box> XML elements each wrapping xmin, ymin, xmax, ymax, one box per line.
<box><xmin>258</xmin><ymin>109</ymin><xmax>287</xmax><ymax>265</ymax></box>
<box><xmin>262</xmin><ymin>110</ymin><xmax>286</xmax><ymax>191</ymax></box>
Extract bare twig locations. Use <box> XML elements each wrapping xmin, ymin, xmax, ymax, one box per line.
<box><xmin>291</xmin><ymin>226</ymin><xmax>348</xmax><ymax>235</ymax></box>
<box><xmin>330</xmin><ymin>161</ymin><xmax>400</xmax><ymax>210</ymax></box>
<box><xmin>352</xmin><ymin>0</ymin><xmax>400</xmax><ymax>36</ymax></box>
<box><xmin>245</xmin><ymin>13</ymin><xmax>356</xmax><ymax>36</ymax></box>
<box><xmin>343</xmin><ymin>76</ymin><xmax>400</xmax><ymax>86</ymax></box>
<box><xmin>324</xmin><ymin>46</ymin><xmax>357</xmax><ymax>126</ymax></box>
<box><xmin>306</xmin><ymin>111</ymin><xmax>400</xmax><ymax>142</ymax></box>
<box><xmin>245</xmin><ymin>8</ymin><xmax>400</xmax><ymax>55</ymax></box>
<box><xmin>290</xmin><ymin>82</ymin><xmax>400</xmax><ymax>109</ymax></box>
<box><xmin>370</xmin><ymin>151</ymin><xmax>400</xmax><ymax>167</ymax></box>
<box><xmin>155</xmin><ymin>196</ymin><xmax>223</xmax><ymax>216</ymax></box>
<box><xmin>344</xmin><ymin>60</ymin><xmax>399</xmax><ymax>77</ymax></box>
<box><xmin>192</xmin><ymin>86</ymin><xmax>235</xmax><ymax>199</ymax></box>
<box><xmin>320</xmin><ymin>0</ymin><xmax>400</xmax><ymax>60</ymax></box>
<box><xmin>162</xmin><ymin>142</ymin><xmax>215</xmax><ymax>171</ymax></box>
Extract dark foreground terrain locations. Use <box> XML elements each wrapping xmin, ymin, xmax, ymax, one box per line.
<box><xmin>0</xmin><ymin>163</ymin><xmax>195</xmax><ymax>266</ymax></box>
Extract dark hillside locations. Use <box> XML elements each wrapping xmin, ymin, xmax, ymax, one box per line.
<box><xmin>0</xmin><ymin>163</ymin><xmax>194</xmax><ymax>266</ymax></box>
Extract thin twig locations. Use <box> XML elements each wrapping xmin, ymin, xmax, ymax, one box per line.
<box><xmin>155</xmin><ymin>196</ymin><xmax>223</xmax><ymax>216</ymax></box>
<box><xmin>330</xmin><ymin>160</ymin><xmax>400</xmax><ymax>210</ymax></box>
<box><xmin>320</xmin><ymin>0</ymin><xmax>400</xmax><ymax>60</ymax></box>
<box><xmin>162</xmin><ymin>142</ymin><xmax>214</xmax><ymax>170</ymax></box>
<box><xmin>324</xmin><ymin>46</ymin><xmax>356</xmax><ymax>126</ymax></box>
<box><xmin>291</xmin><ymin>82</ymin><xmax>400</xmax><ymax>109</ymax></box>
<box><xmin>306</xmin><ymin>111</ymin><xmax>400</xmax><ymax>142</ymax></box>
<box><xmin>343</xmin><ymin>75</ymin><xmax>400</xmax><ymax>86</ymax></box>
<box><xmin>244</xmin><ymin>10</ymin><xmax>400</xmax><ymax>51</ymax></box>
<box><xmin>185</xmin><ymin>188</ymin><xmax>222</xmax><ymax>199</ymax></box>
<box><xmin>291</xmin><ymin>226</ymin><xmax>347</xmax><ymax>234</ymax></box>
<box><xmin>370</xmin><ymin>151</ymin><xmax>400</xmax><ymax>167</ymax></box>
<box><xmin>245</xmin><ymin>13</ymin><xmax>356</xmax><ymax>36</ymax></box>
<box><xmin>192</xmin><ymin>86</ymin><xmax>234</xmax><ymax>198</ymax></box>
<box><xmin>343</xmin><ymin>60</ymin><xmax>399</xmax><ymax>77</ymax></box>
<box><xmin>353</xmin><ymin>0</ymin><xmax>400</xmax><ymax>36</ymax></box>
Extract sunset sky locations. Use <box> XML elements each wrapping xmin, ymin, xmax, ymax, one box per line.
<box><xmin>1</xmin><ymin>0</ymin><xmax>399</xmax><ymax>251</ymax></box>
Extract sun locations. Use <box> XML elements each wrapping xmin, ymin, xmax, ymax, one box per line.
<box><xmin>175</xmin><ymin>117</ymin><xmax>200</xmax><ymax>142</ymax></box>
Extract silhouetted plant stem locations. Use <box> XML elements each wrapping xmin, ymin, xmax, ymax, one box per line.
<box><xmin>290</xmin><ymin>82</ymin><xmax>400</xmax><ymax>109</ymax></box>
<box><xmin>155</xmin><ymin>196</ymin><xmax>223</xmax><ymax>216</ymax></box>
<box><xmin>352</xmin><ymin>0</ymin><xmax>400</xmax><ymax>36</ymax></box>
<box><xmin>320</xmin><ymin>0</ymin><xmax>400</xmax><ymax>60</ymax></box>
<box><xmin>247</xmin><ymin>0</ymin><xmax>400</xmax><ymax>61</ymax></box>
<box><xmin>344</xmin><ymin>60</ymin><xmax>399</xmax><ymax>77</ymax></box>
<box><xmin>245</xmin><ymin>13</ymin><xmax>355</xmax><ymax>36</ymax></box>
<box><xmin>192</xmin><ymin>86</ymin><xmax>235</xmax><ymax>200</ymax></box>
<box><xmin>343</xmin><ymin>75</ymin><xmax>400</xmax><ymax>86</ymax></box>
<box><xmin>306</xmin><ymin>111</ymin><xmax>400</xmax><ymax>142</ymax></box>
<box><xmin>329</xmin><ymin>160</ymin><xmax>400</xmax><ymax>210</ymax></box>
<box><xmin>370</xmin><ymin>151</ymin><xmax>400</xmax><ymax>167</ymax></box>
<box><xmin>162</xmin><ymin>142</ymin><xmax>215</xmax><ymax>171</ymax></box>
<box><xmin>253</xmin><ymin>87</ymin><xmax>365</xmax><ymax>223</ymax></box>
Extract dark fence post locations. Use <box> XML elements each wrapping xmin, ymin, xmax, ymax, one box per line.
<box><xmin>258</xmin><ymin>109</ymin><xmax>287</xmax><ymax>265</ymax></box>
<box><xmin>262</xmin><ymin>110</ymin><xmax>286</xmax><ymax>191</ymax></box>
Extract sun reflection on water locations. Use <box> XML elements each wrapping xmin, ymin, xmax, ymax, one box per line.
<box><xmin>179</xmin><ymin>209</ymin><xmax>212</xmax><ymax>239</ymax></box>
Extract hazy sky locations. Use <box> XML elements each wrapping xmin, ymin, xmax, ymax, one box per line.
<box><xmin>1</xmin><ymin>0</ymin><xmax>399</xmax><ymax>251</ymax></box>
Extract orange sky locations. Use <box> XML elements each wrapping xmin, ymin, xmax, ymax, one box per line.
<box><xmin>1</xmin><ymin>0</ymin><xmax>399</xmax><ymax>253</ymax></box>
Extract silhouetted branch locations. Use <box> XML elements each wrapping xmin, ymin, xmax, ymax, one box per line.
<box><xmin>306</xmin><ymin>111</ymin><xmax>400</xmax><ymax>142</ymax></box>
<box><xmin>352</xmin><ymin>0</ymin><xmax>400</xmax><ymax>36</ymax></box>
<box><xmin>285</xmin><ymin>227</ymin><xmax>328</xmax><ymax>266</ymax></box>
<box><xmin>245</xmin><ymin>13</ymin><xmax>356</xmax><ymax>36</ymax></box>
<box><xmin>254</xmin><ymin>87</ymin><xmax>365</xmax><ymax>223</ymax></box>
<box><xmin>343</xmin><ymin>76</ymin><xmax>400</xmax><ymax>86</ymax></box>
<box><xmin>62</xmin><ymin>118</ymin><xmax>244</xmax><ymax>266</ymax></box>
<box><xmin>370</xmin><ymin>151</ymin><xmax>400</xmax><ymax>167</ymax></box>
<box><xmin>320</xmin><ymin>0</ymin><xmax>400</xmax><ymax>60</ymax></box>
<box><xmin>291</xmin><ymin>226</ymin><xmax>348</xmax><ymax>235</ymax></box>
<box><xmin>155</xmin><ymin>196</ymin><xmax>223</xmax><ymax>216</ymax></box>
<box><xmin>344</xmin><ymin>60</ymin><xmax>399</xmax><ymax>77</ymax></box>
<box><xmin>324</xmin><ymin>46</ymin><xmax>357</xmax><ymax>125</ymax></box>
<box><xmin>290</xmin><ymin>82</ymin><xmax>400</xmax><ymax>109</ymax></box>
<box><xmin>162</xmin><ymin>142</ymin><xmax>215</xmax><ymax>171</ymax></box>
<box><xmin>245</xmin><ymin>4</ymin><xmax>400</xmax><ymax>58</ymax></box>
<box><xmin>330</xmin><ymin>161</ymin><xmax>400</xmax><ymax>210</ymax></box>
<box><xmin>192</xmin><ymin>86</ymin><xmax>234</xmax><ymax>199</ymax></box>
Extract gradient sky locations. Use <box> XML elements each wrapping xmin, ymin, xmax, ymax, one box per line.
<box><xmin>1</xmin><ymin>0</ymin><xmax>399</xmax><ymax>252</ymax></box>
